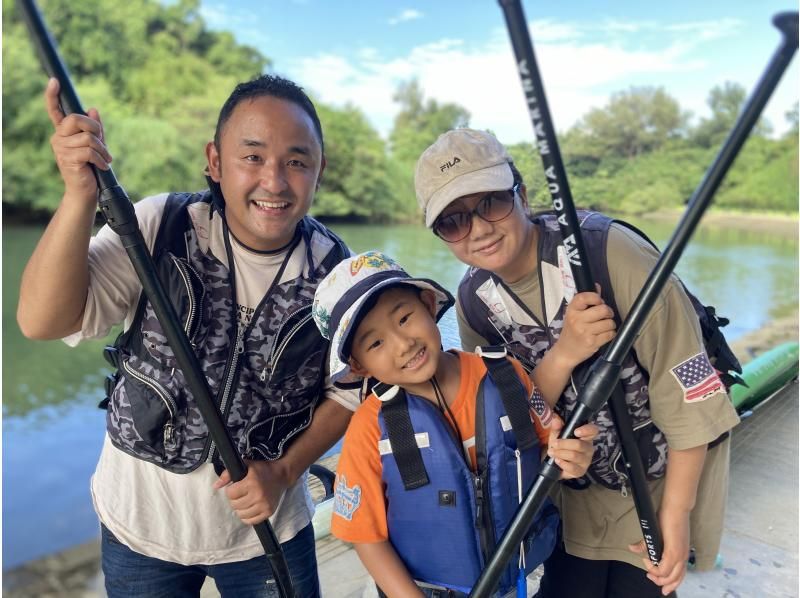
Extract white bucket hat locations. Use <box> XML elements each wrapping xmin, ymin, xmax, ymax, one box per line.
<box><xmin>312</xmin><ymin>251</ymin><xmax>454</xmax><ymax>384</ymax></box>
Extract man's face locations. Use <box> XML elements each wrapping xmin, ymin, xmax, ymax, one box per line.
<box><xmin>206</xmin><ymin>96</ymin><xmax>325</xmax><ymax>251</ymax></box>
<box><xmin>438</xmin><ymin>186</ymin><xmax>534</xmax><ymax>283</ymax></box>
<box><xmin>349</xmin><ymin>287</ymin><xmax>442</xmax><ymax>391</ymax></box>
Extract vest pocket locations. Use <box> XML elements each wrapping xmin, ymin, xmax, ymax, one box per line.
<box><xmin>113</xmin><ymin>356</ymin><xmax>183</xmax><ymax>462</ymax></box>
<box><xmin>243</xmin><ymin>401</ymin><xmax>315</xmax><ymax>460</ymax></box>
<box><xmin>259</xmin><ymin>306</ymin><xmax>323</xmax><ymax>388</ymax></box>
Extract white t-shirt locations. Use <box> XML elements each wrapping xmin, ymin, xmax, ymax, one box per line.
<box><xmin>65</xmin><ymin>193</ymin><xmax>358</xmax><ymax>565</ymax></box>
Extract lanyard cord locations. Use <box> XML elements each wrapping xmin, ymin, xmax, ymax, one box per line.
<box><xmin>430</xmin><ymin>376</ymin><xmax>464</xmax><ymax>447</ymax></box>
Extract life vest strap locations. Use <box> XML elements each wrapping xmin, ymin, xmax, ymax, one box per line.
<box><xmin>478</xmin><ymin>346</ymin><xmax>538</xmax><ymax>451</ymax></box>
<box><xmin>378</xmin><ymin>383</ymin><xmax>431</xmax><ymax>490</ymax></box>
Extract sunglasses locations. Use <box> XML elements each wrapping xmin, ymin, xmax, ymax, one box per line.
<box><xmin>433</xmin><ymin>184</ymin><xmax>520</xmax><ymax>243</ymax></box>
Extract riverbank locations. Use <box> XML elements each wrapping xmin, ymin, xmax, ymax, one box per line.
<box><xmin>641</xmin><ymin>208</ymin><xmax>798</xmax><ymax>239</ymax></box>
<box><xmin>3</xmin><ymin>318</ymin><xmax>797</xmax><ymax>597</ymax></box>
<box><xmin>5</xmin><ymin>203</ymin><xmax>797</xmax><ymax>234</ymax></box>
<box><xmin>729</xmin><ymin>311</ymin><xmax>799</xmax><ymax>365</ymax></box>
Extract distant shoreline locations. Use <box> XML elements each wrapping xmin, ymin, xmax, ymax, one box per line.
<box><xmin>4</xmin><ymin>205</ymin><xmax>798</xmax><ymax>232</ymax></box>
<box><xmin>640</xmin><ymin>208</ymin><xmax>798</xmax><ymax>239</ymax></box>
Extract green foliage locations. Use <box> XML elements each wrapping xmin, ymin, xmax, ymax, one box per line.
<box><xmin>2</xmin><ymin>0</ymin><xmax>795</xmax><ymax>222</ymax></box>
<box><xmin>505</xmin><ymin>142</ymin><xmax>548</xmax><ymax>209</ymax></box>
<box><xmin>382</xmin><ymin>80</ymin><xmax>471</xmax><ymax>221</ymax></box>
<box><xmin>784</xmin><ymin>102</ymin><xmax>798</xmax><ymax>137</ymax></box>
<box><xmin>503</xmin><ymin>86</ymin><xmax>795</xmax><ymax>217</ymax></box>
<box><xmin>573</xmin><ymin>86</ymin><xmax>689</xmax><ymax>159</ymax></box>
<box><xmin>714</xmin><ymin>135</ymin><xmax>798</xmax><ymax>212</ymax></box>
<box><xmin>3</xmin><ymin>0</ymin><xmax>267</xmax><ymax>212</ymax></box>
<box><xmin>313</xmin><ymin>103</ymin><xmax>402</xmax><ymax>221</ymax></box>
<box><xmin>389</xmin><ymin>80</ymin><xmax>470</xmax><ymax>165</ymax></box>
<box><xmin>692</xmin><ymin>82</ymin><xmax>771</xmax><ymax>148</ymax></box>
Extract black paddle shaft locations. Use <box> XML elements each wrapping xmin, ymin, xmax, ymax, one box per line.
<box><xmin>16</xmin><ymin>1</ymin><xmax>296</xmax><ymax>596</ymax></box>
<box><xmin>470</xmin><ymin>6</ymin><xmax>798</xmax><ymax>597</ymax></box>
<box><xmin>498</xmin><ymin>0</ymin><xmax>664</xmax><ymax>569</ymax></box>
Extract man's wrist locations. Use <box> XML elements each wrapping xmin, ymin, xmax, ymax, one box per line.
<box><xmin>275</xmin><ymin>451</ymin><xmax>303</xmax><ymax>485</ymax></box>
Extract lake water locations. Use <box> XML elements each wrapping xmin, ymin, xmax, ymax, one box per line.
<box><xmin>2</xmin><ymin>217</ymin><xmax>797</xmax><ymax>569</ymax></box>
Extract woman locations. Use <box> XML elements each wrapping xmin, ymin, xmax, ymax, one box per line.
<box><xmin>412</xmin><ymin>128</ymin><xmax>739</xmax><ymax>598</ymax></box>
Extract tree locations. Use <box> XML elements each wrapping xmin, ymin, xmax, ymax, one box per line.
<box><xmin>2</xmin><ymin>0</ymin><xmax>269</xmax><ymax>216</ymax></box>
<box><xmin>389</xmin><ymin>79</ymin><xmax>470</xmax><ymax>164</ymax></box>
<box><xmin>505</xmin><ymin>142</ymin><xmax>549</xmax><ymax>208</ymax></box>
<box><xmin>572</xmin><ymin>86</ymin><xmax>689</xmax><ymax>159</ymax></box>
<box><xmin>785</xmin><ymin>102</ymin><xmax>798</xmax><ymax>136</ymax></box>
<box><xmin>313</xmin><ymin>103</ymin><xmax>400</xmax><ymax>221</ymax></box>
<box><xmin>387</xmin><ymin>80</ymin><xmax>471</xmax><ymax>220</ymax></box>
<box><xmin>691</xmin><ymin>82</ymin><xmax>772</xmax><ymax>147</ymax></box>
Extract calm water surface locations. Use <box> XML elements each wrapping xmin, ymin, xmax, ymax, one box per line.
<box><xmin>3</xmin><ymin>218</ymin><xmax>797</xmax><ymax>568</ymax></box>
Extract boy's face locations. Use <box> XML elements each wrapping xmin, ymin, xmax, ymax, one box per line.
<box><xmin>348</xmin><ymin>286</ymin><xmax>441</xmax><ymax>388</ymax></box>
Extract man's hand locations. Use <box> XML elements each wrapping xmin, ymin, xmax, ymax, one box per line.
<box><xmin>629</xmin><ymin>506</ymin><xmax>690</xmax><ymax>596</ymax></box>
<box><xmin>213</xmin><ymin>459</ymin><xmax>293</xmax><ymax>526</ymax></box>
<box><xmin>550</xmin><ymin>289</ymin><xmax>616</xmax><ymax>370</ymax></box>
<box><xmin>546</xmin><ymin>413</ymin><xmax>599</xmax><ymax>480</ymax></box>
<box><xmin>45</xmin><ymin>77</ymin><xmax>112</xmax><ymax>203</ymax></box>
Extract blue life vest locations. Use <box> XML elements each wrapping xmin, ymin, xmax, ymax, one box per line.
<box><xmin>375</xmin><ymin>351</ymin><xmax>559</xmax><ymax>596</ymax></box>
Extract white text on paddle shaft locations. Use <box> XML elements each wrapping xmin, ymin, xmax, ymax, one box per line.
<box><xmin>517</xmin><ymin>56</ymin><xmax>584</xmax><ymax>269</ymax></box>
<box><xmin>516</xmin><ymin>58</ymin><xmax>550</xmax><ymax>157</ymax></box>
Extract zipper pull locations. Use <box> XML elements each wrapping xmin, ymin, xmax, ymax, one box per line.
<box><xmin>474</xmin><ymin>476</ymin><xmax>485</xmax><ymax>527</ymax></box>
<box><xmin>620</xmin><ymin>483</ymin><xmax>628</xmax><ymax>498</ymax></box>
<box><xmin>260</xmin><ymin>368</ymin><xmax>267</xmax><ymax>382</ymax></box>
<box><xmin>164</xmin><ymin>422</ymin><xmax>175</xmax><ymax>446</ymax></box>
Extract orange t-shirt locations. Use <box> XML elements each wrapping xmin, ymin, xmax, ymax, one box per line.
<box><xmin>330</xmin><ymin>350</ymin><xmax>552</xmax><ymax>544</ymax></box>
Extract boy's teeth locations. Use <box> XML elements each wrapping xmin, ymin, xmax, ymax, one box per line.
<box><xmin>405</xmin><ymin>348</ymin><xmax>425</xmax><ymax>368</ymax></box>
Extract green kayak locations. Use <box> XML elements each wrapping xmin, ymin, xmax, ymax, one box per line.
<box><xmin>730</xmin><ymin>341</ymin><xmax>799</xmax><ymax>412</ymax></box>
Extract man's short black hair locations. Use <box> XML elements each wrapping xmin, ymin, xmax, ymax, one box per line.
<box><xmin>214</xmin><ymin>74</ymin><xmax>324</xmax><ymax>154</ymax></box>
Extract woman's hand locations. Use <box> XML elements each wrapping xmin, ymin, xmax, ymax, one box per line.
<box><xmin>550</xmin><ymin>289</ymin><xmax>616</xmax><ymax>370</ymax></box>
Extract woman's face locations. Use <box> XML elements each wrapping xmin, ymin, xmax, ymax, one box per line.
<box><xmin>437</xmin><ymin>185</ymin><xmax>536</xmax><ymax>283</ymax></box>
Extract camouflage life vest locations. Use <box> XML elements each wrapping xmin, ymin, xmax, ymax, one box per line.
<box><xmin>458</xmin><ymin>212</ymin><xmax>669</xmax><ymax>490</ymax></box>
<box><xmin>102</xmin><ymin>190</ymin><xmax>350</xmax><ymax>473</ymax></box>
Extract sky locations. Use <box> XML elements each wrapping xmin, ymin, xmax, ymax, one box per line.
<box><xmin>198</xmin><ymin>1</ymin><xmax>799</xmax><ymax>144</ymax></box>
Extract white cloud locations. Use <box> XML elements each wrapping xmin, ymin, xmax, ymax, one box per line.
<box><xmin>665</xmin><ymin>18</ymin><xmax>740</xmax><ymax>38</ymax></box>
<box><xmin>199</xmin><ymin>4</ymin><xmax>272</xmax><ymax>47</ymax></box>
<box><xmin>286</xmin><ymin>16</ymin><xmax>796</xmax><ymax>144</ymax></box>
<box><xmin>530</xmin><ymin>19</ymin><xmax>583</xmax><ymax>42</ymax></box>
<box><xmin>388</xmin><ymin>9</ymin><xmax>423</xmax><ymax>26</ymax></box>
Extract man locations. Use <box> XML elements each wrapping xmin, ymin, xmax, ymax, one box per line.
<box><xmin>17</xmin><ymin>74</ymin><xmax>358</xmax><ymax>597</ymax></box>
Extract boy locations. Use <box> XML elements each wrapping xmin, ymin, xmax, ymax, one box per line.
<box><xmin>312</xmin><ymin>251</ymin><xmax>597</xmax><ymax>597</ymax></box>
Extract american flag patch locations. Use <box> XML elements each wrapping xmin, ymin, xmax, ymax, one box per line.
<box><xmin>671</xmin><ymin>353</ymin><xmax>724</xmax><ymax>403</ymax></box>
<box><xmin>529</xmin><ymin>389</ymin><xmax>553</xmax><ymax>427</ymax></box>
